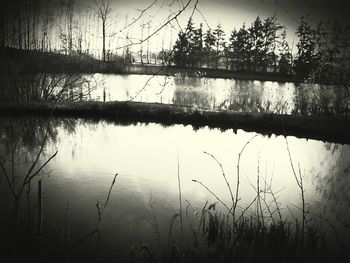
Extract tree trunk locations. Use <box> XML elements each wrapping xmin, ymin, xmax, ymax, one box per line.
<box><xmin>102</xmin><ymin>19</ymin><xmax>106</xmax><ymax>61</ymax></box>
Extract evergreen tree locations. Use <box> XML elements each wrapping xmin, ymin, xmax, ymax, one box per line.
<box><xmin>229</xmin><ymin>24</ymin><xmax>252</xmax><ymax>70</ymax></box>
<box><xmin>248</xmin><ymin>16</ymin><xmax>265</xmax><ymax>71</ymax></box>
<box><xmin>192</xmin><ymin>23</ymin><xmax>203</xmax><ymax>67</ymax></box>
<box><xmin>204</xmin><ymin>29</ymin><xmax>215</xmax><ymax>68</ymax></box>
<box><xmin>293</xmin><ymin>17</ymin><xmax>318</xmax><ymax>81</ymax></box>
<box><xmin>222</xmin><ymin>41</ymin><xmax>230</xmax><ymax>69</ymax></box>
<box><xmin>262</xmin><ymin>16</ymin><xmax>282</xmax><ymax>71</ymax></box>
<box><xmin>173</xmin><ymin>31</ymin><xmax>189</xmax><ymax>67</ymax></box>
<box><xmin>213</xmin><ymin>23</ymin><xmax>225</xmax><ymax>68</ymax></box>
<box><xmin>248</xmin><ymin>16</ymin><xmax>281</xmax><ymax>71</ymax></box>
<box><xmin>173</xmin><ymin>19</ymin><xmax>196</xmax><ymax>67</ymax></box>
<box><xmin>278</xmin><ymin>29</ymin><xmax>292</xmax><ymax>74</ymax></box>
<box><xmin>312</xmin><ymin>20</ymin><xmax>350</xmax><ymax>84</ymax></box>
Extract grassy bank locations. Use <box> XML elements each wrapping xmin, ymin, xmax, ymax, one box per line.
<box><xmin>0</xmin><ymin>101</ymin><xmax>349</xmax><ymax>144</ymax></box>
<box><xmin>0</xmin><ymin>47</ymin><xmax>124</xmax><ymax>74</ymax></box>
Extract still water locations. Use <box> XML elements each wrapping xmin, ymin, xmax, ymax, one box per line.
<box><xmin>88</xmin><ymin>73</ymin><xmax>349</xmax><ymax>115</ymax></box>
<box><xmin>1</xmin><ymin>72</ymin><xmax>348</xmax><ymax>115</ymax></box>
<box><xmin>90</xmin><ymin>74</ymin><xmax>295</xmax><ymax>113</ymax></box>
<box><xmin>1</xmin><ymin>118</ymin><xmax>349</xmax><ymax>260</ymax></box>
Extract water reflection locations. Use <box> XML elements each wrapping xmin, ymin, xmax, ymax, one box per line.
<box><xmin>0</xmin><ymin>73</ymin><xmax>97</xmax><ymax>103</ymax></box>
<box><xmin>311</xmin><ymin>144</ymin><xmax>350</xmax><ymax>240</ymax></box>
<box><xmin>0</xmin><ymin>117</ymin><xmax>77</xmax><ymax>152</ymax></box>
<box><xmin>293</xmin><ymin>84</ymin><xmax>350</xmax><ymax>116</ymax></box>
<box><xmin>1</xmin><ymin>73</ymin><xmax>349</xmax><ymax>116</ymax></box>
<box><xmin>1</xmin><ymin>117</ymin><xmax>349</xmax><ymax>260</ymax></box>
<box><xmin>88</xmin><ymin>74</ymin><xmax>349</xmax><ymax>116</ymax></box>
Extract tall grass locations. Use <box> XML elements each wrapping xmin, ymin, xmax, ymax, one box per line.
<box><xmin>132</xmin><ymin>136</ymin><xmax>336</xmax><ymax>263</ymax></box>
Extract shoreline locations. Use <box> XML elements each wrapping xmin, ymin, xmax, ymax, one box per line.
<box><xmin>121</xmin><ymin>64</ymin><xmax>296</xmax><ymax>83</ymax></box>
<box><xmin>0</xmin><ymin>101</ymin><xmax>349</xmax><ymax>145</ymax></box>
<box><xmin>1</xmin><ymin>47</ymin><xmax>296</xmax><ymax>83</ymax></box>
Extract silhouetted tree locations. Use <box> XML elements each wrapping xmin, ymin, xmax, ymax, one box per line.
<box><xmin>229</xmin><ymin>25</ymin><xmax>252</xmax><ymax>70</ymax></box>
<box><xmin>192</xmin><ymin>23</ymin><xmax>203</xmax><ymax>67</ymax></box>
<box><xmin>213</xmin><ymin>23</ymin><xmax>225</xmax><ymax>68</ymax></box>
<box><xmin>95</xmin><ymin>0</ymin><xmax>112</xmax><ymax>61</ymax></box>
<box><xmin>278</xmin><ymin>29</ymin><xmax>292</xmax><ymax>74</ymax></box>
<box><xmin>173</xmin><ymin>31</ymin><xmax>190</xmax><ymax>67</ymax></box>
<box><xmin>248</xmin><ymin>16</ymin><xmax>282</xmax><ymax>71</ymax></box>
<box><xmin>293</xmin><ymin>17</ymin><xmax>318</xmax><ymax>81</ymax></box>
<box><xmin>248</xmin><ymin>17</ymin><xmax>264</xmax><ymax>71</ymax></box>
<box><xmin>312</xmin><ymin>20</ymin><xmax>350</xmax><ymax>85</ymax></box>
<box><xmin>173</xmin><ymin>19</ymin><xmax>197</xmax><ymax>67</ymax></box>
<box><xmin>261</xmin><ymin>16</ymin><xmax>282</xmax><ymax>71</ymax></box>
<box><xmin>204</xmin><ymin>29</ymin><xmax>215</xmax><ymax>68</ymax></box>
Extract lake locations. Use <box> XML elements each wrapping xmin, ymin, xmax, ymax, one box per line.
<box><xmin>88</xmin><ymin>73</ymin><xmax>349</xmax><ymax>116</ymax></box>
<box><xmin>1</xmin><ymin>116</ymin><xmax>349</xmax><ymax>261</ymax></box>
<box><xmin>1</xmin><ymin>72</ymin><xmax>348</xmax><ymax>116</ymax></box>
<box><xmin>1</xmin><ymin>73</ymin><xmax>350</xmax><ymax>261</ymax></box>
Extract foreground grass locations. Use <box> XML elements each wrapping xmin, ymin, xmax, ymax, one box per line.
<box><xmin>0</xmin><ymin>201</ymin><xmax>333</xmax><ymax>263</ymax></box>
<box><xmin>148</xmin><ymin>213</ymin><xmax>330</xmax><ymax>263</ymax></box>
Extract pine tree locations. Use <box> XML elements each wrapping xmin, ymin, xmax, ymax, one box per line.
<box><xmin>192</xmin><ymin>23</ymin><xmax>203</xmax><ymax>67</ymax></box>
<box><xmin>173</xmin><ymin>19</ymin><xmax>195</xmax><ymax>67</ymax></box>
<box><xmin>293</xmin><ymin>17</ymin><xmax>318</xmax><ymax>81</ymax></box>
<box><xmin>229</xmin><ymin>24</ymin><xmax>252</xmax><ymax>71</ymax></box>
<box><xmin>204</xmin><ymin>29</ymin><xmax>215</xmax><ymax>68</ymax></box>
<box><xmin>278</xmin><ymin>29</ymin><xmax>292</xmax><ymax>74</ymax></box>
<box><xmin>213</xmin><ymin>23</ymin><xmax>225</xmax><ymax>68</ymax></box>
<box><xmin>262</xmin><ymin>16</ymin><xmax>282</xmax><ymax>71</ymax></box>
<box><xmin>249</xmin><ymin>16</ymin><xmax>264</xmax><ymax>71</ymax></box>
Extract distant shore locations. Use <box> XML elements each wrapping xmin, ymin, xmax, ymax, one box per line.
<box><xmin>122</xmin><ymin>64</ymin><xmax>296</xmax><ymax>83</ymax></box>
<box><xmin>1</xmin><ymin>101</ymin><xmax>349</xmax><ymax>145</ymax></box>
<box><xmin>1</xmin><ymin>47</ymin><xmax>296</xmax><ymax>83</ymax></box>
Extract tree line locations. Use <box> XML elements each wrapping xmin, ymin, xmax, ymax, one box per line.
<box><xmin>0</xmin><ymin>0</ymin><xmax>121</xmax><ymax>61</ymax></box>
<box><xmin>172</xmin><ymin>17</ymin><xmax>350</xmax><ymax>84</ymax></box>
<box><xmin>1</xmin><ymin>0</ymin><xmax>349</xmax><ymax>84</ymax></box>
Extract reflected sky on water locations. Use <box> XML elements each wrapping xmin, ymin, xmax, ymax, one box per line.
<box><xmin>1</xmin><ymin>118</ymin><xmax>349</xmax><ymax>260</ymax></box>
<box><xmin>90</xmin><ymin>74</ymin><xmax>296</xmax><ymax>114</ymax></box>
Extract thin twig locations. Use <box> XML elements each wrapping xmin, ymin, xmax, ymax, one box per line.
<box><xmin>192</xmin><ymin>179</ymin><xmax>231</xmax><ymax>212</ymax></box>
<box><xmin>177</xmin><ymin>152</ymin><xmax>183</xmax><ymax>230</ymax></box>
<box><xmin>234</xmin><ymin>134</ymin><xmax>258</xmax><ymax>219</ymax></box>
<box><xmin>203</xmin><ymin>151</ymin><xmax>235</xmax><ymax>211</ymax></box>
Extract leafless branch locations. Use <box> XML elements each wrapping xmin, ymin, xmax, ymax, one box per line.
<box><xmin>117</xmin><ymin>0</ymin><xmax>158</xmax><ymax>34</ymax></box>
<box><xmin>128</xmin><ymin>0</ymin><xmax>200</xmax><ymax>101</ymax></box>
<box><xmin>233</xmin><ymin>134</ymin><xmax>258</xmax><ymax>219</ymax></box>
<box><xmin>192</xmin><ymin>179</ymin><xmax>231</xmax><ymax>212</ymax></box>
<box><xmin>0</xmin><ymin>160</ymin><xmax>16</xmax><ymax>195</ymax></box>
<box><xmin>203</xmin><ymin>151</ymin><xmax>235</xmax><ymax>210</ymax></box>
<box><xmin>118</xmin><ymin>0</ymin><xmax>198</xmax><ymax>50</ymax></box>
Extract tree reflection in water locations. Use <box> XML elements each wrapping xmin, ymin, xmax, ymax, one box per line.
<box><xmin>292</xmin><ymin>84</ymin><xmax>350</xmax><ymax>116</ymax></box>
<box><xmin>0</xmin><ymin>73</ymin><xmax>99</xmax><ymax>103</ymax></box>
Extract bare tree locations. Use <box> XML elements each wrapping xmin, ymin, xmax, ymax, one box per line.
<box><xmin>95</xmin><ymin>0</ymin><xmax>112</xmax><ymax>61</ymax></box>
